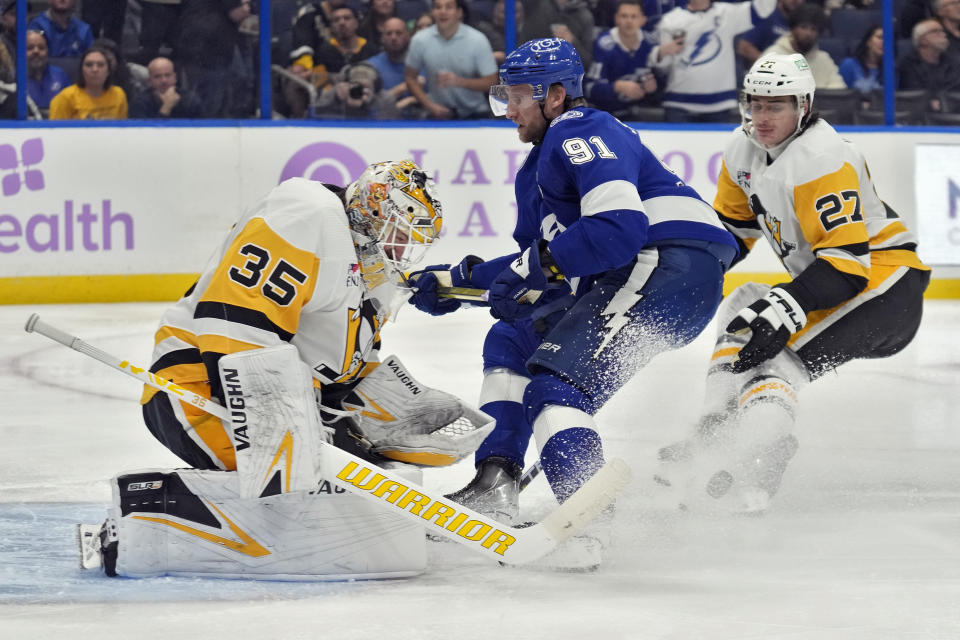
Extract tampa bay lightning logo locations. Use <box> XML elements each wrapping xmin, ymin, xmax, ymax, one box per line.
<box><xmin>549</xmin><ymin>110</ymin><xmax>584</xmax><ymax>127</ymax></box>
<box><xmin>530</xmin><ymin>38</ymin><xmax>564</xmax><ymax>53</ymax></box>
<box><xmin>684</xmin><ymin>30</ymin><xmax>722</xmax><ymax>67</ymax></box>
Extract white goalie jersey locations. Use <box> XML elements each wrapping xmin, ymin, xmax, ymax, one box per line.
<box><xmin>142</xmin><ymin>178</ymin><xmax>399</xmax><ymax>471</ymax></box>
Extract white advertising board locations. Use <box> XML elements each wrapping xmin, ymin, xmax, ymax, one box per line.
<box><xmin>0</xmin><ymin>125</ymin><xmax>956</xmax><ymax>289</ymax></box>
<box><xmin>914</xmin><ymin>143</ymin><xmax>960</xmax><ymax>266</ymax></box>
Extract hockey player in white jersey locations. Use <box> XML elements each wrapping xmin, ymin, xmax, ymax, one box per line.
<box><xmin>657</xmin><ymin>53</ymin><xmax>931</xmax><ymax>513</ymax></box>
<box><xmin>409</xmin><ymin>38</ymin><xmax>738</xmax><ymax>567</ymax></box>
<box><xmin>78</xmin><ymin>160</ymin><xmax>497</xmax><ymax>580</ymax></box>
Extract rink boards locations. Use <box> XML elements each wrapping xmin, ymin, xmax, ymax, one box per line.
<box><xmin>0</xmin><ymin>125</ymin><xmax>957</xmax><ymax>303</ymax></box>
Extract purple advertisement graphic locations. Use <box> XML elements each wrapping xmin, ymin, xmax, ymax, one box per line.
<box><xmin>0</xmin><ymin>138</ymin><xmax>45</xmax><ymax>196</ymax></box>
<box><xmin>0</xmin><ymin>136</ymin><xmax>134</xmax><ymax>254</ymax></box>
<box><xmin>280</xmin><ymin>142</ymin><xmax>368</xmax><ymax>186</ymax></box>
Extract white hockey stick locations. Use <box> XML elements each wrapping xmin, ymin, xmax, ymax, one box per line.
<box><xmin>25</xmin><ymin>314</ymin><xmax>631</xmax><ymax>565</ymax></box>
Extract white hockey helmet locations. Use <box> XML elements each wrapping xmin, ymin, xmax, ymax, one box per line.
<box><xmin>345</xmin><ymin>159</ymin><xmax>443</xmax><ymax>272</ymax></box>
<box><xmin>740</xmin><ymin>53</ymin><xmax>816</xmax><ymax>146</ymax></box>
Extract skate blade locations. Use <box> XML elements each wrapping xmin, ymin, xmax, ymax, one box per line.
<box><xmin>77</xmin><ymin>523</ymin><xmax>103</xmax><ymax>570</ymax></box>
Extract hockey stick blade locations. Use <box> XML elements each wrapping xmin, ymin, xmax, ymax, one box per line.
<box><xmin>25</xmin><ymin>314</ymin><xmax>631</xmax><ymax>565</ymax></box>
<box><xmin>436</xmin><ymin>285</ymin><xmax>488</xmax><ymax>303</ymax></box>
<box><xmin>540</xmin><ymin>459</ymin><xmax>631</xmax><ymax>541</ymax></box>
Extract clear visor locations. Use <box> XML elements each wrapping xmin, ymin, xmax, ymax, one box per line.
<box><xmin>489</xmin><ymin>83</ymin><xmax>538</xmax><ymax>117</ymax></box>
<box><xmin>739</xmin><ymin>92</ymin><xmax>808</xmax><ymax>150</ymax></box>
<box><xmin>738</xmin><ymin>93</ymin><xmax>800</xmax><ymax>120</ymax></box>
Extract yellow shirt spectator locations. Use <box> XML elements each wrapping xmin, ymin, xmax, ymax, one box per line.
<box><xmin>49</xmin><ymin>84</ymin><xmax>128</xmax><ymax>120</ymax></box>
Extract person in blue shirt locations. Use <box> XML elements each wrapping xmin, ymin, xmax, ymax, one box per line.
<box><xmin>408</xmin><ymin>37</ymin><xmax>737</xmax><ymax>567</ymax></box>
<box><xmin>839</xmin><ymin>24</ymin><xmax>883</xmax><ymax>95</ymax></box>
<box><xmin>26</xmin><ymin>0</ymin><xmax>94</xmax><ymax>58</ymax></box>
<box><xmin>26</xmin><ymin>29</ymin><xmax>70</xmax><ymax>114</ymax></box>
<box><xmin>363</xmin><ymin>16</ymin><xmax>425</xmax><ymax>113</ymax></box>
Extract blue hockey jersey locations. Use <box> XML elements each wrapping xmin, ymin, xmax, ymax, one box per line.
<box><xmin>518</xmin><ymin>108</ymin><xmax>736</xmax><ymax>279</ymax></box>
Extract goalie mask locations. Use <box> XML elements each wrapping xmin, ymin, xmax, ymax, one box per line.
<box><xmin>739</xmin><ymin>53</ymin><xmax>816</xmax><ymax>150</ymax></box>
<box><xmin>345</xmin><ymin>159</ymin><xmax>443</xmax><ymax>273</ymax></box>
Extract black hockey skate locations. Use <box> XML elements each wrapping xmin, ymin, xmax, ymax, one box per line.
<box><xmin>445</xmin><ymin>456</ymin><xmax>521</xmax><ymax>525</ymax></box>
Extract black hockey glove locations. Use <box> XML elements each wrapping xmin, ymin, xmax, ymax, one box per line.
<box><xmin>408</xmin><ymin>255</ymin><xmax>483</xmax><ymax>316</ymax></box>
<box><xmin>727</xmin><ymin>287</ymin><xmax>806</xmax><ymax>373</ymax></box>
<box><xmin>488</xmin><ymin>240</ymin><xmax>566</xmax><ymax>323</ymax></box>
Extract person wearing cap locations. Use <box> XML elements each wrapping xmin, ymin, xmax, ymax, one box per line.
<box><xmin>407</xmin><ymin>37</ymin><xmax>738</xmax><ymax>568</ymax></box>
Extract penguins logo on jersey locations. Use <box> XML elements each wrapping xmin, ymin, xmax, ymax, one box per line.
<box><xmin>762</xmin><ymin>213</ymin><xmax>796</xmax><ymax>258</ymax></box>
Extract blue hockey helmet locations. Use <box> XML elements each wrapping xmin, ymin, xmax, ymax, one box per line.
<box><xmin>489</xmin><ymin>38</ymin><xmax>584</xmax><ymax>115</ymax></box>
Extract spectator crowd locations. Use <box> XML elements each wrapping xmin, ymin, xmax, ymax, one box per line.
<box><xmin>1</xmin><ymin>0</ymin><xmax>959</xmax><ymax>124</ymax></box>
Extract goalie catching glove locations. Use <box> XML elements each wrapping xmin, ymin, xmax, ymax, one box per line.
<box><xmin>727</xmin><ymin>287</ymin><xmax>806</xmax><ymax>373</ymax></box>
<box><xmin>324</xmin><ymin>355</ymin><xmax>494</xmax><ymax>466</ymax></box>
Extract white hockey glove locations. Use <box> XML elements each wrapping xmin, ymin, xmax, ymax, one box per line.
<box><xmin>727</xmin><ymin>287</ymin><xmax>806</xmax><ymax>373</ymax></box>
<box><xmin>329</xmin><ymin>355</ymin><xmax>494</xmax><ymax>466</ymax></box>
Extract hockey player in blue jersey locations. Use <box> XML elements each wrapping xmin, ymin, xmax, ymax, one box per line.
<box><xmin>409</xmin><ymin>38</ymin><xmax>737</xmax><ymax>564</ymax></box>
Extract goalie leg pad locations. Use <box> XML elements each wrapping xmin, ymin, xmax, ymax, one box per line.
<box><xmin>99</xmin><ymin>467</ymin><xmax>426</xmax><ymax>581</ymax></box>
<box><xmin>218</xmin><ymin>344</ymin><xmax>326</xmax><ymax>499</ymax></box>
<box><xmin>338</xmin><ymin>355</ymin><xmax>494</xmax><ymax>466</ymax></box>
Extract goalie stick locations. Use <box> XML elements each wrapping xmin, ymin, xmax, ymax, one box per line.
<box><xmin>25</xmin><ymin>313</ymin><xmax>630</xmax><ymax>566</ymax></box>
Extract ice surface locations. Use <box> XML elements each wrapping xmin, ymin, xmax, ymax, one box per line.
<box><xmin>1</xmin><ymin>301</ymin><xmax>958</xmax><ymax>639</ymax></box>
